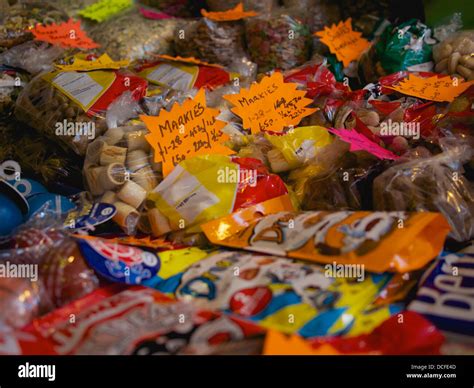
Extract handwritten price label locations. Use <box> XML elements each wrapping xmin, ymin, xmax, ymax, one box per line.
<box><xmin>314</xmin><ymin>18</ymin><xmax>370</xmax><ymax>67</ymax></box>
<box><xmin>31</xmin><ymin>19</ymin><xmax>99</xmax><ymax>49</ymax></box>
<box><xmin>201</xmin><ymin>3</ymin><xmax>258</xmax><ymax>21</ymax></box>
<box><xmin>223</xmin><ymin>72</ymin><xmax>316</xmax><ymax>134</ymax></box>
<box><xmin>385</xmin><ymin>74</ymin><xmax>474</xmax><ymax>102</ymax></box>
<box><xmin>328</xmin><ymin>127</ymin><xmax>400</xmax><ymax>160</ymax></box>
<box><xmin>140</xmin><ymin>89</ymin><xmax>233</xmax><ymax>176</ymax></box>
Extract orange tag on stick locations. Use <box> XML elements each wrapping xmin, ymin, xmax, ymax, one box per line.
<box><xmin>201</xmin><ymin>3</ymin><xmax>258</xmax><ymax>21</ymax></box>
<box><xmin>314</xmin><ymin>18</ymin><xmax>370</xmax><ymax>67</ymax></box>
<box><xmin>386</xmin><ymin>74</ymin><xmax>474</xmax><ymax>102</ymax></box>
<box><xmin>223</xmin><ymin>72</ymin><xmax>316</xmax><ymax>134</ymax></box>
<box><xmin>140</xmin><ymin>89</ymin><xmax>234</xmax><ymax>176</ymax></box>
<box><xmin>31</xmin><ymin>18</ymin><xmax>99</xmax><ymax>49</ymax></box>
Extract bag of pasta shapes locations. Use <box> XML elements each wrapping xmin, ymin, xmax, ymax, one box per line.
<box><xmin>245</xmin><ymin>10</ymin><xmax>312</xmax><ymax>73</ymax></box>
<box><xmin>14</xmin><ymin>64</ymin><xmax>148</xmax><ymax>155</ymax></box>
<box><xmin>83</xmin><ymin>123</ymin><xmax>163</xmax><ymax>235</ymax></box>
<box><xmin>373</xmin><ymin>139</ymin><xmax>474</xmax><ymax>242</ymax></box>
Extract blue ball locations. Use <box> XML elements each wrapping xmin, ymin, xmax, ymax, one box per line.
<box><xmin>0</xmin><ymin>193</ymin><xmax>25</xmax><ymax>237</ymax></box>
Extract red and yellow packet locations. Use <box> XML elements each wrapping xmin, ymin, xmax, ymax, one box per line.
<box><xmin>202</xmin><ymin>210</ymin><xmax>450</xmax><ymax>273</ymax></box>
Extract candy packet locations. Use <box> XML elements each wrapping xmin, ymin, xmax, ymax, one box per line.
<box><xmin>0</xmin><ymin>285</ymin><xmax>264</xmax><ymax>355</ymax></box>
<box><xmin>202</xmin><ymin>210</ymin><xmax>451</xmax><ymax>273</ymax></box>
<box><xmin>153</xmin><ymin>250</ymin><xmax>393</xmax><ymax>338</ymax></box>
<box><xmin>408</xmin><ymin>251</ymin><xmax>474</xmax><ymax>342</ymax></box>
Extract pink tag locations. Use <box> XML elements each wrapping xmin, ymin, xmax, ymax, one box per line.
<box><xmin>139</xmin><ymin>7</ymin><xmax>173</xmax><ymax>20</ymax></box>
<box><xmin>328</xmin><ymin>128</ymin><xmax>400</xmax><ymax>160</ymax></box>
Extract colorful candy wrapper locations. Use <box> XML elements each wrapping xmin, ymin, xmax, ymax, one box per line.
<box><xmin>154</xmin><ymin>250</ymin><xmax>393</xmax><ymax>338</ymax></box>
<box><xmin>76</xmin><ymin>235</ymin><xmax>207</xmax><ymax>289</ymax></box>
<box><xmin>147</xmin><ymin>155</ymin><xmax>288</xmax><ymax>235</ymax></box>
<box><xmin>202</xmin><ymin>210</ymin><xmax>450</xmax><ymax>273</ymax></box>
<box><xmin>408</xmin><ymin>251</ymin><xmax>474</xmax><ymax>342</ymax></box>
<box><xmin>0</xmin><ymin>285</ymin><xmax>263</xmax><ymax>355</ymax></box>
<box><xmin>264</xmin><ymin>311</ymin><xmax>444</xmax><ymax>355</ymax></box>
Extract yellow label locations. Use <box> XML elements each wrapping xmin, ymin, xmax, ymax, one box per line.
<box><xmin>43</xmin><ymin>70</ymin><xmax>116</xmax><ymax>112</ymax></box>
<box><xmin>55</xmin><ymin>54</ymin><xmax>129</xmax><ymax>72</ymax></box>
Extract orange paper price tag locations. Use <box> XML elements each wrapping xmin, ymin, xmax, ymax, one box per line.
<box><xmin>201</xmin><ymin>3</ymin><xmax>258</xmax><ymax>21</ymax></box>
<box><xmin>140</xmin><ymin>89</ymin><xmax>234</xmax><ymax>176</ymax></box>
<box><xmin>31</xmin><ymin>18</ymin><xmax>99</xmax><ymax>49</ymax></box>
<box><xmin>263</xmin><ymin>330</ymin><xmax>340</xmax><ymax>355</ymax></box>
<box><xmin>386</xmin><ymin>74</ymin><xmax>474</xmax><ymax>102</ymax></box>
<box><xmin>155</xmin><ymin>54</ymin><xmax>224</xmax><ymax>68</ymax></box>
<box><xmin>314</xmin><ymin>18</ymin><xmax>370</xmax><ymax>67</ymax></box>
<box><xmin>223</xmin><ymin>72</ymin><xmax>316</xmax><ymax>134</ymax></box>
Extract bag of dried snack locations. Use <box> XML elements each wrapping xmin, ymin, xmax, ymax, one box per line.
<box><xmin>14</xmin><ymin>55</ymin><xmax>148</xmax><ymax>155</ymax></box>
<box><xmin>89</xmin><ymin>7</ymin><xmax>177</xmax><ymax>61</ymax></box>
<box><xmin>245</xmin><ymin>9</ymin><xmax>312</xmax><ymax>73</ymax></box>
<box><xmin>433</xmin><ymin>30</ymin><xmax>474</xmax><ymax>80</ymax></box>
<box><xmin>0</xmin><ymin>1</ymin><xmax>68</xmax><ymax>53</ymax></box>
<box><xmin>173</xmin><ymin>7</ymin><xmax>251</xmax><ymax>67</ymax></box>
<box><xmin>373</xmin><ymin>138</ymin><xmax>474</xmax><ymax>242</ymax></box>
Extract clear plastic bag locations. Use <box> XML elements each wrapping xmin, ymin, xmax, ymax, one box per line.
<box><xmin>83</xmin><ymin>124</ymin><xmax>162</xmax><ymax>235</ymax></box>
<box><xmin>373</xmin><ymin>139</ymin><xmax>474</xmax><ymax>242</ymax></box>
<box><xmin>432</xmin><ymin>30</ymin><xmax>474</xmax><ymax>80</ymax></box>
<box><xmin>245</xmin><ymin>10</ymin><xmax>312</xmax><ymax>73</ymax></box>
<box><xmin>173</xmin><ymin>18</ymin><xmax>245</xmax><ymax>67</ymax></box>
<box><xmin>0</xmin><ymin>1</ymin><xmax>68</xmax><ymax>53</ymax></box>
<box><xmin>89</xmin><ymin>8</ymin><xmax>177</xmax><ymax>61</ymax></box>
<box><xmin>14</xmin><ymin>74</ymin><xmax>107</xmax><ymax>155</ymax></box>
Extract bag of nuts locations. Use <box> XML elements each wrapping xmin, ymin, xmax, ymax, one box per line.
<box><xmin>433</xmin><ymin>30</ymin><xmax>474</xmax><ymax>80</ymax></box>
<box><xmin>83</xmin><ymin>124</ymin><xmax>162</xmax><ymax>235</ymax></box>
<box><xmin>14</xmin><ymin>66</ymin><xmax>148</xmax><ymax>155</ymax></box>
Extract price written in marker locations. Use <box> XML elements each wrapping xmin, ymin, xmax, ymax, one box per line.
<box><xmin>224</xmin><ymin>72</ymin><xmax>316</xmax><ymax>134</ymax></box>
<box><xmin>141</xmin><ymin>89</ymin><xmax>234</xmax><ymax>176</ymax></box>
<box><xmin>314</xmin><ymin>18</ymin><xmax>370</xmax><ymax>67</ymax></box>
<box><xmin>31</xmin><ymin>18</ymin><xmax>99</xmax><ymax>49</ymax></box>
<box><xmin>386</xmin><ymin>74</ymin><xmax>474</xmax><ymax>102</ymax></box>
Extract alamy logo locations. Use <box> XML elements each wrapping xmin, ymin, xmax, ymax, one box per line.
<box><xmin>55</xmin><ymin>119</ymin><xmax>95</xmax><ymax>140</ymax></box>
<box><xmin>18</xmin><ymin>363</ymin><xmax>55</xmax><ymax>382</ymax></box>
<box><xmin>324</xmin><ymin>261</ymin><xmax>365</xmax><ymax>282</ymax></box>
<box><xmin>217</xmin><ymin>166</ymin><xmax>257</xmax><ymax>187</ymax></box>
<box><xmin>0</xmin><ymin>261</ymin><xmax>38</xmax><ymax>282</ymax></box>
<box><xmin>379</xmin><ymin>119</ymin><xmax>420</xmax><ymax>140</ymax></box>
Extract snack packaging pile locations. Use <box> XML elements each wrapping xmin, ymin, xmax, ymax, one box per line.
<box><xmin>0</xmin><ymin>0</ymin><xmax>473</xmax><ymax>357</ymax></box>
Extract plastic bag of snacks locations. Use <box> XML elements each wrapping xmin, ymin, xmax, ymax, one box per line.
<box><xmin>373</xmin><ymin>139</ymin><xmax>474</xmax><ymax>242</ymax></box>
<box><xmin>0</xmin><ymin>285</ymin><xmax>264</xmax><ymax>355</ymax></box>
<box><xmin>338</xmin><ymin>0</ymin><xmax>389</xmax><ymax>37</ymax></box>
<box><xmin>0</xmin><ymin>1</ymin><xmax>68</xmax><ymax>53</ymax></box>
<box><xmin>432</xmin><ymin>30</ymin><xmax>474</xmax><ymax>80</ymax></box>
<box><xmin>146</xmin><ymin>155</ymin><xmax>289</xmax><ymax>237</ymax></box>
<box><xmin>83</xmin><ymin>123</ymin><xmax>162</xmax><ymax>235</ymax></box>
<box><xmin>133</xmin><ymin>57</ymin><xmax>234</xmax><ymax>93</ymax></box>
<box><xmin>89</xmin><ymin>8</ymin><xmax>178</xmax><ymax>61</ymax></box>
<box><xmin>245</xmin><ymin>10</ymin><xmax>312</xmax><ymax>73</ymax></box>
<box><xmin>14</xmin><ymin>63</ymin><xmax>148</xmax><ymax>155</ymax></box>
<box><xmin>202</xmin><ymin>210</ymin><xmax>450</xmax><ymax>273</ymax></box>
<box><xmin>173</xmin><ymin>18</ymin><xmax>246</xmax><ymax>67</ymax></box>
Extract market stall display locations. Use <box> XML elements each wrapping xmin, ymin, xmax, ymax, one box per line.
<box><xmin>0</xmin><ymin>0</ymin><xmax>472</xmax><ymax>358</ymax></box>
